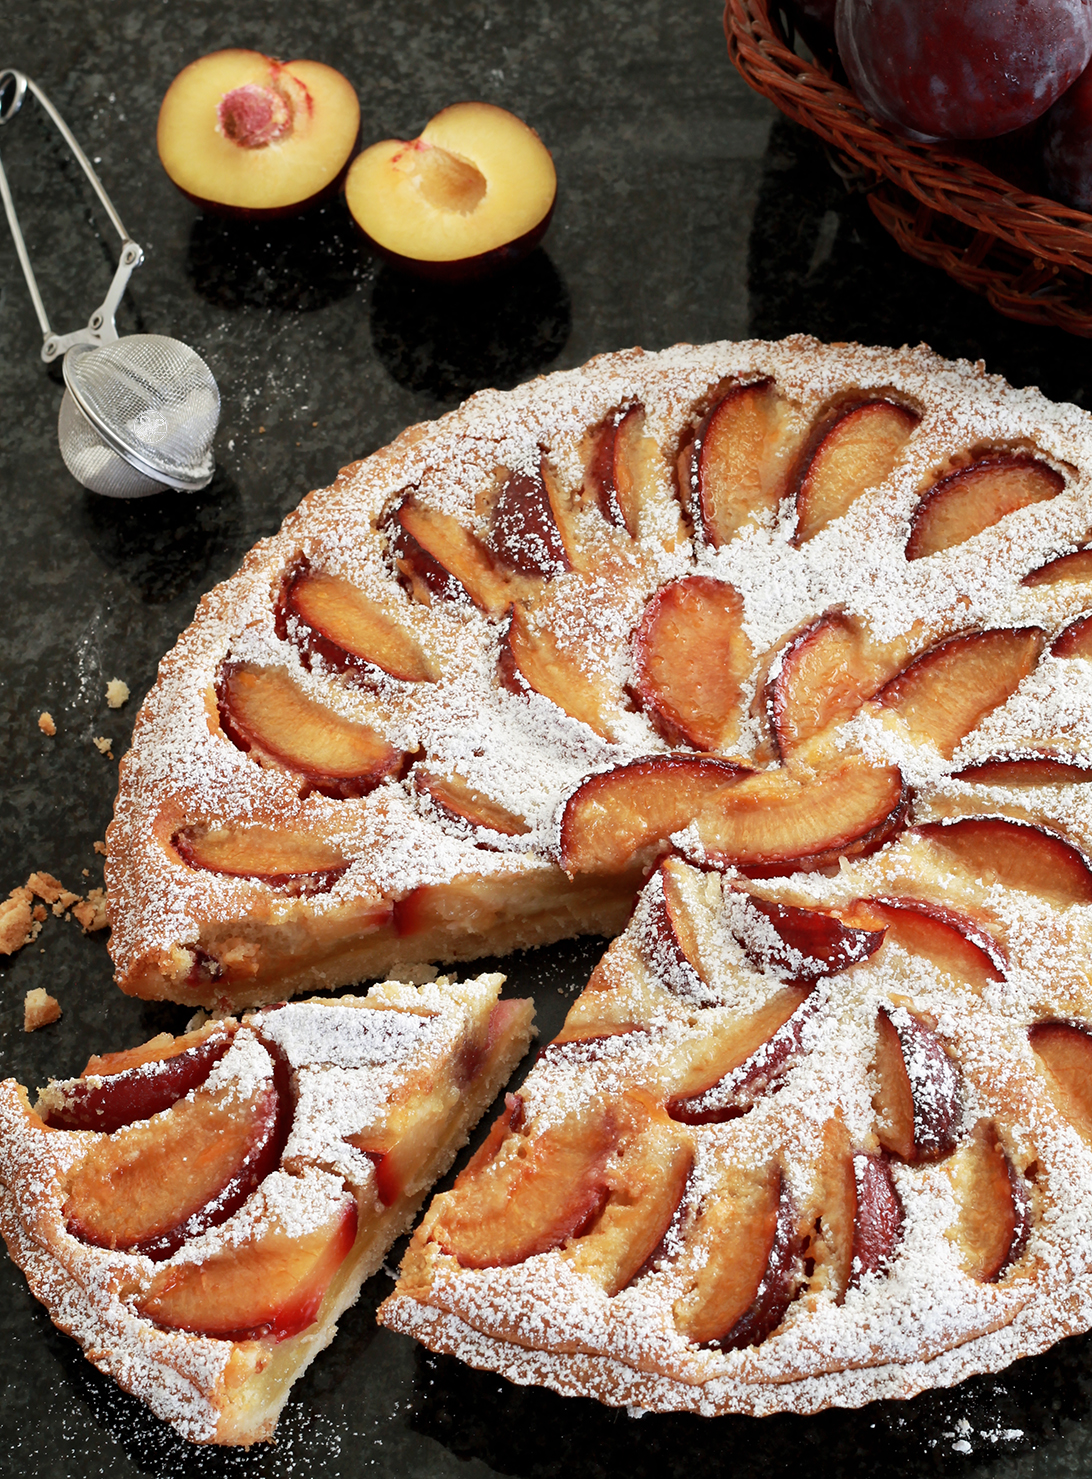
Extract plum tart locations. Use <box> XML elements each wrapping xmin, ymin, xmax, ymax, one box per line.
<box><xmin>107</xmin><ymin>336</ymin><xmax>1092</xmax><ymax>1016</ymax></box>
<box><xmin>381</xmin><ymin>849</ymin><xmax>1092</xmax><ymax>1412</ymax></box>
<box><xmin>0</xmin><ymin>975</ymin><xmax>533</xmax><ymax>1444</ymax></box>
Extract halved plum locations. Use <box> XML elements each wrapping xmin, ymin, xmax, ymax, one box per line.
<box><xmin>1029</xmin><ymin>1021</ymin><xmax>1092</xmax><ymax>1142</ymax></box>
<box><xmin>765</xmin><ymin>611</ymin><xmax>910</xmax><ymax>755</ymax></box>
<box><xmin>871</xmin><ymin>1006</ymin><xmax>963</xmax><ymax>1162</ymax></box>
<box><xmin>692</xmin><ymin>760</ymin><xmax>907</xmax><ymax>876</ymax></box>
<box><xmin>874</xmin><ymin>627</ymin><xmax>1044</xmax><ymax>758</ymax></box>
<box><xmin>279</xmin><ymin>560</ymin><xmax>437</xmax><ymax>683</ymax></box>
<box><xmin>734</xmin><ymin>893</ymin><xmax>885</xmax><ymax>985</ymax></box>
<box><xmin>138</xmin><ymin>1174</ymin><xmax>358</xmax><ymax>1339</ymax></box>
<box><xmin>63</xmin><ymin>1037</ymin><xmax>288</xmax><ymax>1260</ymax></box>
<box><xmin>666</xmin><ymin>985</ymin><xmax>819</xmax><ymax>1123</ymax></box>
<box><xmin>672</xmin><ymin>1163</ymin><xmax>798</xmax><ymax>1349</ymax></box>
<box><xmin>173</xmin><ymin>824</ymin><xmax>351</xmax><ymax>892</ymax></box>
<box><xmin>500</xmin><ymin>603</ymin><xmax>618</xmax><ymax>738</ymax></box>
<box><xmin>564</xmin><ymin>1107</ymin><xmax>693</xmax><ymax>1296</ymax></box>
<box><xmin>954</xmin><ymin>750</ymin><xmax>1092</xmax><ymax>786</ymax></box>
<box><xmin>1051</xmin><ymin>613</ymin><xmax>1092</xmax><ymax>660</ymax></box>
<box><xmin>947</xmin><ymin>1120</ymin><xmax>1030</xmax><ymax>1283</ymax></box>
<box><xmin>486</xmin><ymin>459</ymin><xmax>572</xmax><ymax>578</ymax></box>
<box><xmin>792</xmin><ymin>399</ymin><xmax>920</xmax><ymax>544</ymax></box>
<box><xmin>1022</xmin><ymin>545</ymin><xmax>1092</xmax><ymax>587</ymax></box>
<box><xmin>849</xmin><ymin>1153</ymin><xmax>904</xmax><ymax>1288</ymax></box>
<box><xmin>432</xmin><ymin>1104</ymin><xmax>617</xmax><ymax>1268</ymax></box>
<box><xmin>686</xmin><ymin>380</ymin><xmax>801</xmax><ymax>547</ymax></box>
<box><xmin>559</xmin><ymin>756</ymin><xmax>749</xmax><ymax>875</ymax></box>
<box><xmin>588</xmin><ymin>403</ymin><xmax>659</xmax><ymax>538</ymax></box>
<box><xmin>387</xmin><ymin>491</ymin><xmax>511</xmax><ymax>612</ymax></box>
<box><xmin>917</xmin><ymin>816</ymin><xmax>1092</xmax><ymax>907</ymax></box>
<box><xmin>638</xmin><ymin>857</ymin><xmax>709</xmax><ymax>1000</ymax></box>
<box><xmin>40</xmin><ymin>1024</ymin><xmax>236</xmax><ymax>1134</ymax></box>
<box><xmin>907</xmin><ymin>454</ymin><xmax>1064</xmax><ymax>561</ymax></box>
<box><xmin>851</xmin><ymin>897</ymin><xmax>1006</xmax><ymax>992</ymax></box>
<box><xmin>631</xmin><ymin>576</ymin><xmax>751</xmax><ymax>750</ymax></box>
<box><xmin>416</xmin><ymin>769</ymin><xmax>530</xmax><ymax>836</ymax></box>
<box><xmin>217</xmin><ymin>662</ymin><xmax>407</xmax><ymax>798</ymax></box>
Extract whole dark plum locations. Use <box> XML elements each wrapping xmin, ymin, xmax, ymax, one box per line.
<box><xmin>835</xmin><ymin>0</ymin><xmax>1092</xmax><ymax>141</ymax></box>
<box><xmin>793</xmin><ymin>0</ymin><xmax>837</xmax><ymax>28</ymax></box>
<box><xmin>1043</xmin><ymin>62</ymin><xmax>1092</xmax><ymax>210</ymax></box>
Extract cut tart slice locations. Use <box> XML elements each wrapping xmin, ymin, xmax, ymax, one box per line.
<box><xmin>380</xmin><ymin>846</ymin><xmax>1092</xmax><ymax>1415</ymax></box>
<box><xmin>0</xmin><ymin>974</ymin><xmax>533</xmax><ymax>1445</ymax></box>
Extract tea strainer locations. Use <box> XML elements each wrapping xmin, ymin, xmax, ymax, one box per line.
<box><xmin>0</xmin><ymin>68</ymin><xmax>220</xmax><ymax>498</ymax></box>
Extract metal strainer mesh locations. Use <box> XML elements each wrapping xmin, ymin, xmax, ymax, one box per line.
<box><xmin>57</xmin><ymin>389</ymin><xmax>167</xmax><ymax>499</ymax></box>
<box><xmin>62</xmin><ymin>336</ymin><xmax>220</xmax><ymax>493</ymax></box>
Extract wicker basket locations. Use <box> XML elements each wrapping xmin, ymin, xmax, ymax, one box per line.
<box><xmin>725</xmin><ymin>0</ymin><xmax>1092</xmax><ymax>335</ymax></box>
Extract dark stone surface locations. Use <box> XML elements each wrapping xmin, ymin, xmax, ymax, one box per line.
<box><xmin>2</xmin><ymin>1</ymin><xmax>1092</xmax><ymax>1474</ymax></box>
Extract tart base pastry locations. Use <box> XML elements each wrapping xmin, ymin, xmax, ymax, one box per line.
<box><xmin>107</xmin><ymin>336</ymin><xmax>1092</xmax><ymax>1013</ymax></box>
<box><xmin>0</xmin><ymin>974</ymin><xmax>533</xmax><ymax>1444</ymax></box>
<box><xmin>380</xmin><ymin>852</ymin><xmax>1092</xmax><ymax>1414</ymax></box>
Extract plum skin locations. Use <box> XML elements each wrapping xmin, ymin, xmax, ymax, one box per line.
<box><xmin>835</xmin><ymin>0</ymin><xmax>1092</xmax><ymax>142</ymax></box>
<box><xmin>1043</xmin><ymin>61</ymin><xmax>1092</xmax><ymax>210</ymax></box>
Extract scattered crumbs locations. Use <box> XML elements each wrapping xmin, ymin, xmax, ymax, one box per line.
<box><xmin>27</xmin><ymin>872</ymin><xmax>65</xmax><ymax>905</ymax></box>
<box><xmin>105</xmin><ymin>678</ymin><xmax>130</xmax><ymax>709</ymax></box>
<box><xmin>259</xmin><ymin>425</ymin><xmax>266</xmax><ymax>433</ymax></box>
<box><xmin>0</xmin><ymin>889</ymin><xmax>34</xmax><ymax>955</ymax></box>
<box><xmin>1</xmin><ymin>872</ymin><xmax>109</xmax><ymax>952</ymax></box>
<box><xmin>81</xmin><ymin>868</ymin><xmax>89</xmax><ymax>878</ymax></box>
<box><xmin>37</xmin><ymin>711</ymin><xmax>56</xmax><ymax>736</ymax></box>
<box><xmin>93</xmin><ymin>840</ymin><xmax>107</xmax><ymax>856</ymax></box>
<box><xmin>71</xmin><ymin>888</ymin><xmax>108</xmax><ymax>933</ymax></box>
<box><xmin>92</xmin><ymin>736</ymin><xmax>114</xmax><ymax>759</ymax></box>
<box><xmin>23</xmin><ymin>988</ymin><xmax>61</xmax><ymax>1032</ymax></box>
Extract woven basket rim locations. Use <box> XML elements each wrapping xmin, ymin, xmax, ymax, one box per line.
<box><xmin>725</xmin><ymin>0</ymin><xmax>1092</xmax><ymax>274</ymax></box>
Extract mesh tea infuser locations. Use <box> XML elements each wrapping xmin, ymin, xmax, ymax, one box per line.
<box><xmin>0</xmin><ymin>68</ymin><xmax>220</xmax><ymax>498</ymax></box>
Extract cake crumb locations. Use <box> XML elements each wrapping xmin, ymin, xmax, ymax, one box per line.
<box><xmin>93</xmin><ymin>841</ymin><xmax>107</xmax><ymax>857</ymax></box>
<box><xmin>23</xmin><ymin>989</ymin><xmax>61</xmax><ymax>1032</ymax></box>
<box><xmin>385</xmin><ymin>961</ymin><xmax>440</xmax><ymax>985</ymax></box>
<box><xmin>72</xmin><ymin>889</ymin><xmax>108</xmax><ymax>933</ymax></box>
<box><xmin>32</xmin><ymin>904</ymin><xmax>47</xmax><ymax>924</ymax></box>
<box><xmin>50</xmin><ymin>890</ymin><xmax>81</xmax><ymax>917</ymax></box>
<box><xmin>81</xmin><ymin>868</ymin><xmax>89</xmax><ymax>878</ymax></box>
<box><xmin>38</xmin><ymin>712</ymin><xmax>56</xmax><ymax>736</ymax></box>
<box><xmin>105</xmin><ymin>679</ymin><xmax>130</xmax><ymax>709</ymax></box>
<box><xmin>92</xmin><ymin>736</ymin><xmax>114</xmax><ymax>760</ymax></box>
<box><xmin>0</xmin><ymin>890</ymin><xmax>34</xmax><ymax>955</ymax></box>
<box><xmin>27</xmin><ymin>872</ymin><xmax>65</xmax><ymax>905</ymax></box>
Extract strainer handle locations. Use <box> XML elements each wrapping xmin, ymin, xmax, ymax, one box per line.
<box><xmin>0</xmin><ymin>68</ymin><xmax>144</xmax><ymax>363</ymax></box>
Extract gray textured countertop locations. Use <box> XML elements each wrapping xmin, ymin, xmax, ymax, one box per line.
<box><xmin>3</xmin><ymin>2</ymin><xmax>1092</xmax><ymax>1475</ymax></box>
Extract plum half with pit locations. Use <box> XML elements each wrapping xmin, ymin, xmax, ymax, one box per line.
<box><xmin>157</xmin><ymin>50</ymin><xmax>360</xmax><ymax>215</ymax></box>
<box><xmin>835</xmin><ymin>0</ymin><xmax>1092</xmax><ymax>142</ymax></box>
<box><xmin>345</xmin><ymin>103</ymin><xmax>557</xmax><ymax>280</ymax></box>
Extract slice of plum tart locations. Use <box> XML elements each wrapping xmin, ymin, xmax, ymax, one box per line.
<box><xmin>380</xmin><ymin>839</ymin><xmax>1092</xmax><ymax>1413</ymax></box>
<box><xmin>0</xmin><ymin>974</ymin><xmax>533</xmax><ymax>1444</ymax></box>
<box><xmin>105</xmin><ymin>336</ymin><xmax>1092</xmax><ymax>1012</ymax></box>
